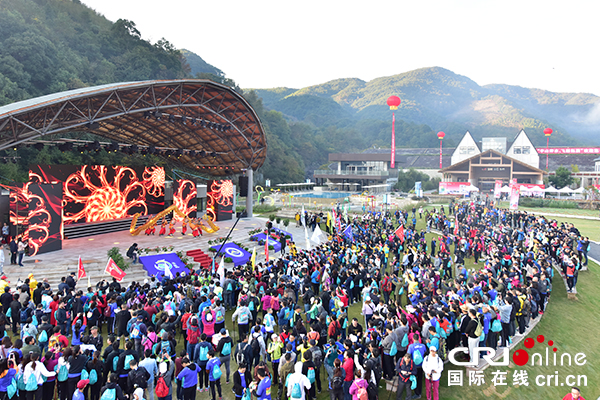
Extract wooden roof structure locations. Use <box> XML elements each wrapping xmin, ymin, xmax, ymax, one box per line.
<box><xmin>0</xmin><ymin>80</ymin><xmax>266</xmax><ymax>176</ymax></box>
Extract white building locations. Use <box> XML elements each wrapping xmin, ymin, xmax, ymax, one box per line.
<box><xmin>506</xmin><ymin>130</ymin><xmax>540</xmax><ymax>169</ymax></box>
<box><xmin>450</xmin><ymin>131</ymin><xmax>480</xmax><ymax>166</ymax></box>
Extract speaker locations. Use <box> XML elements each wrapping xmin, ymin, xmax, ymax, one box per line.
<box><xmin>239</xmin><ymin>176</ymin><xmax>249</xmax><ymax>196</ymax></box>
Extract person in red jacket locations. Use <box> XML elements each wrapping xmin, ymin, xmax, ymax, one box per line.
<box><xmin>563</xmin><ymin>387</ymin><xmax>585</xmax><ymax>400</ymax></box>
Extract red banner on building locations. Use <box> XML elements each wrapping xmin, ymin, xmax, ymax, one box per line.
<box><xmin>537</xmin><ymin>147</ymin><xmax>600</xmax><ymax>154</ymax></box>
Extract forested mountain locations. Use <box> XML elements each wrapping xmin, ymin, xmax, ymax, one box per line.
<box><xmin>253</xmin><ymin>67</ymin><xmax>600</xmax><ymax>149</ymax></box>
<box><xmin>2</xmin><ymin>0</ymin><xmax>598</xmax><ymax>185</ymax></box>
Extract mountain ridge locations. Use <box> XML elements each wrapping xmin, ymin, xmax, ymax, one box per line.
<box><xmin>250</xmin><ymin>67</ymin><xmax>600</xmax><ymax>146</ymax></box>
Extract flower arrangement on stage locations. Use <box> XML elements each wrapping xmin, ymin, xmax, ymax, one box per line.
<box><xmin>141</xmin><ymin>245</ymin><xmax>175</xmax><ymax>254</ymax></box>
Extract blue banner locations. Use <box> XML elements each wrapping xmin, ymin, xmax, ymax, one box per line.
<box><xmin>250</xmin><ymin>233</ymin><xmax>282</xmax><ymax>252</ymax></box>
<box><xmin>272</xmin><ymin>227</ymin><xmax>293</xmax><ymax>241</ymax></box>
<box><xmin>342</xmin><ymin>225</ymin><xmax>353</xmax><ymax>241</ymax></box>
<box><xmin>139</xmin><ymin>253</ymin><xmax>188</xmax><ymax>281</ymax></box>
<box><xmin>209</xmin><ymin>242</ymin><xmax>252</xmax><ymax>266</ymax></box>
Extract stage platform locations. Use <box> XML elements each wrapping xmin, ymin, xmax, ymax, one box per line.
<box><xmin>0</xmin><ymin>217</ymin><xmax>311</xmax><ymax>289</ymax></box>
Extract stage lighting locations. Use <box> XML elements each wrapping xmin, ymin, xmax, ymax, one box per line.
<box><xmin>108</xmin><ymin>143</ymin><xmax>119</xmax><ymax>153</ymax></box>
<box><xmin>34</xmin><ymin>143</ymin><xmax>44</xmax><ymax>151</ymax></box>
<box><xmin>90</xmin><ymin>141</ymin><xmax>101</xmax><ymax>152</ymax></box>
<box><xmin>148</xmin><ymin>146</ymin><xmax>156</xmax><ymax>155</ymax></box>
<box><xmin>174</xmin><ymin>149</ymin><xmax>183</xmax><ymax>158</ymax></box>
<box><xmin>129</xmin><ymin>145</ymin><xmax>138</xmax><ymax>154</ymax></box>
<box><xmin>200</xmin><ymin>150</ymin><xmax>207</xmax><ymax>157</ymax></box>
<box><xmin>143</xmin><ymin>111</ymin><xmax>152</xmax><ymax>119</ymax></box>
<box><xmin>78</xmin><ymin>145</ymin><xmax>87</xmax><ymax>153</ymax></box>
<box><xmin>188</xmin><ymin>150</ymin><xmax>196</xmax><ymax>157</ymax></box>
<box><xmin>168</xmin><ymin>115</ymin><xmax>175</xmax><ymax>123</ymax></box>
<box><xmin>165</xmin><ymin>150</ymin><xmax>173</xmax><ymax>157</ymax></box>
<box><xmin>155</xmin><ymin>111</ymin><xmax>162</xmax><ymax>120</ymax></box>
<box><xmin>191</xmin><ymin>118</ymin><xmax>197</xmax><ymax>126</ymax></box>
<box><xmin>87</xmin><ymin>122</ymin><xmax>100</xmax><ymax>130</ymax></box>
<box><xmin>201</xmin><ymin>120</ymin><xmax>207</xmax><ymax>128</ymax></box>
<box><xmin>181</xmin><ymin>116</ymin><xmax>187</xmax><ymax>125</ymax></box>
<box><xmin>210</xmin><ymin>151</ymin><xmax>217</xmax><ymax>158</ymax></box>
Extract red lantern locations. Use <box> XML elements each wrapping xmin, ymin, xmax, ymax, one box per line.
<box><xmin>437</xmin><ymin>131</ymin><xmax>446</xmax><ymax>140</ymax></box>
<box><xmin>387</xmin><ymin>96</ymin><xmax>401</xmax><ymax>110</ymax></box>
<box><xmin>544</xmin><ymin>128</ymin><xmax>553</xmax><ymax>137</ymax></box>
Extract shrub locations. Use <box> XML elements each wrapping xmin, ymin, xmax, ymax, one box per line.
<box><xmin>208</xmin><ymin>247</ymin><xmax>216</xmax><ymax>252</ymax></box>
<box><xmin>224</xmin><ymin>257</ymin><xmax>233</xmax><ymax>263</ymax></box>
<box><xmin>283</xmin><ymin>219</ymin><xmax>290</xmax><ymax>227</ymax></box>
<box><xmin>276</xmin><ymin>217</ymin><xmax>281</xmax><ymax>224</ymax></box>
<box><xmin>519</xmin><ymin>197</ymin><xmax>579</xmax><ymax>209</ymax></box>
<box><xmin>268</xmin><ymin>245</ymin><xmax>274</xmax><ymax>250</ymax></box>
<box><xmin>269</xmin><ymin>214</ymin><xmax>276</xmax><ymax>221</ymax></box>
<box><xmin>108</xmin><ymin>247</ymin><xmax>128</xmax><ymax>271</ymax></box>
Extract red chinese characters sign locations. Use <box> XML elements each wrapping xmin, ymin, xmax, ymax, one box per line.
<box><xmin>537</xmin><ymin>147</ymin><xmax>600</xmax><ymax>154</ymax></box>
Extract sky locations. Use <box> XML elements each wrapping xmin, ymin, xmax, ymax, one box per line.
<box><xmin>81</xmin><ymin>0</ymin><xmax>600</xmax><ymax>96</ymax></box>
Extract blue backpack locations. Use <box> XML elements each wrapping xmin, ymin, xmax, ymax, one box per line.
<box><xmin>199</xmin><ymin>345</ymin><xmax>209</xmax><ymax>361</ymax></box>
<box><xmin>291</xmin><ymin>382</ymin><xmax>302</xmax><ymax>399</ymax></box>
<box><xmin>56</xmin><ymin>365</ymin><xmax>68</xmax><ymax>382</ymax></box>
<box><xmin>401</xmin><ymin>333</ymin><xmax>409</xmax><ymax>348</ymax></box>
<box><xmin>89</xmin><ymin>369</ymin><xmax>98</xmax><ymax>385</ymax></box>
<box><xmin>124</xmin><ymin>354</ymin><xmax>134</xmax><ymax>370</ymax></box>
<box><xmin>25</xmin><ymin>373</ymin><xmax>37</xmax><ymax>391</ymax></box>
<box><xmin>38</xmin><ymin>330</ymin><xmax>48</xmax><ymax>343</ymax></box>
<box><xmin>6</xmin><ymin>378</ymin><xmax>16</xmax><ymax>399</ymax></box>
<box><xmin>212</xmin><ymin>363</ymin><xmax>222</xmax><ymax>380</ymax></box>
<box><xmin>221</xmin><ymin>342</ymin><xmax>231</xmax><ymax>356</ymax></box>
<box><xmin>390</xmin><ymin>341</ymin><xmax>398</xmax><ymax>357</ymax></box>
<box><xmin>100</xmin><ymin>388</ymin><xmax>116</xmax><ymax>400</ymax></box>
<box><xmin>413</xmin><ymin>348</ymin><xmax>423</xmax><ymax>365</ymax></box>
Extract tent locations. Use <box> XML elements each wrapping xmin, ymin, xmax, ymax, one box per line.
<box><xmin>500</xmin><ymin>185</ymin><xmax>511</xmax><ymax>193</ymax></box>
<box><xmin>557</xmin><ymin>187</ymin><xmax>574</xmax><ymax>193</ymax></box>
<box><xmin>544</xmin><ymin>186</ymin><xmax>558</xmax><ymax>193</ymax></box>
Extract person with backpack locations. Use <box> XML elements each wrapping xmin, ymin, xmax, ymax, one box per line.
<box><xmin>73</xmin><ymin>379</ymin><xmax>89</xmax><ymax>400</ymax></box>
<box><xmin>301</xmin><ymin>350</ymin><xmax>317</xmax><ymax>400</ymax></box>
<box><xmin>155</xmin><ymin>356</ymin><xmax>174</xmax><ymax>400</ymax></box>
<box><xmin>129</xmin><ymin>315</ymin><xmax>147</xmax><ymax>356</ymax></box>
<box><xmin>205</xmin><ymin>351</ymin><xmax>222</xmax><ymax>400</ymax></box>
<box><xmin>395</xmin><ymin>352</ymin><xmax>415</xmax><ymax>400</ymax></box>
<box><xmin>232</xmin><ymin>301</ymin><xmax>252</xmax><ymax>339</ymax></box>
<box><xmin>175</xmin><ymin>357</ymin><xmax>198</xmax><ymax>400</ymax></box>
<box><xmin>23</xmin><ymin>352</ymin><xmax>56</xmax><ymax>400</ymax></box>
<box><xmin>67</xmin><ymin>345</ymin><xmax>88</xmax><ymax>400</ymax></box>
<box><xmin>235</xmin><ymin>335</ymin><xmax>252</xmax><ymax>369</ymax></box>
<box><xmin>348</xmin><ymin>369</ymin><xmax>368</xmax><ymax>400</ymax></box>
<box><xmin>267</xmin><ymin>334</ymin><xmax>283</xmax><ymax>387</ymax></box>
<box><xmin>465</xmin><ymin>309</ymin><xmax>481</xmax><ymax>365</ymax></box>
<box><xmin>139</xmin><ymin>350</ymin><xmax>158</xmax><ymax>400</ymax></box>
<box><xmin>249</xmin><ymin>329</ymin><xmax>265</xmax><ymax>370</ymax></box>
<box><xmin>342</xmin><ymin>350</ymin><xmax>354</xmax><ymax>400</ymax></box>
<box><xmin>381</xmin><ymin>325</ymin><xmax>397</xmax><ymax>381</ymax></box>
<box><xmin>86</xmin><ymin>351</ymin><xmax>105</xmax><ymax>400</ymax></box>
<box><xmin>251</xmin><ymin>367</ymin><xmax>271</xmax><ymax>400</ymax></box>
<box><xmin>196</xmin><ymin>333</ymin><xmax>214</xmax><ymax>392</ymax></box>
<box><xmin>126</xmin><ymin>359</ymin><xmax>150</xmax><ymax>399</ymax></box>
<box><xmin>116</xmin><ymin>341</ymin><xmax>139</xmax><ymax>393</ymax></box>
<box><xmin>286</xmin><ymin>362</ymin><xmax>311</xmax><ymax>400</ymax></box>
<box><xmin>328</xmin><ymin>359</ymin><xmax>344</xmax><ymax>400</ymax></box>
<box><xmin>215</xmin><ymin>329</ymin><xmax>233</xmax><ymax>384</ymax></box>
<box><xmin>42</xmin><ymin>350</ymin><xmax>59</xmax><ymax>400</ymax></box>
<box><xmin>99</xmin><ymin>373</ymin><xmax>126</xmax><ymax>400</ymax></box>
<box><xmin>232</xmin><ymin>363</ymin><xmax>252</xmax><ymax>400</ymax></box>
<box><xmin>422</xmin><ymin>346</ymin><xmax>443</xmax><ymax>400</ymax></box>
<box><xmin>406</xmin><ymin>333</ymin><xmax>426</xmax><ymax>399</ymax></box>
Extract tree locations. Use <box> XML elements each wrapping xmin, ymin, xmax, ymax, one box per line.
<box><xmin>548</xmin><ymin>166</ymin><xmax>574</xmax><ymax>189</ymax></box>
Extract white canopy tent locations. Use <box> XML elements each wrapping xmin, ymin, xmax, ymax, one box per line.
<box><xmin>500</xmin><ymin>185</ymin><xmax>511</xmax><ymax>193</ymax></box>
<box><xmin>544</xmin><ymin>186</ymin><xmax>558</xmax><ymax>193</ymax></box>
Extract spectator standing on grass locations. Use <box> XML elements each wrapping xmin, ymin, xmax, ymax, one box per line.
<box><xmin>562</xmin><ymin>387</ymin><xmax>585</xmax><ymax>400</ymax></box>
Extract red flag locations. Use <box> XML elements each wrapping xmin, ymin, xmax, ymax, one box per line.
<box><xmin>265</xmin><ymin>235</ymin><xmax>269</xmax><ymax>263</ymax></box>
<box><xmin>454</xmin><ymin>221</ymin><xmax>459</xmax><ymax>235</ymax></box>
<box><xmin>77</xmin><ymin>256</ymin><xmax>86</xmax><ymax>280</ymax></box>
<box><xmin>395</xmin><ymin>225</ymin><xmax>405</xmax><ymax>242</ymax></box>
<box><xmin>105</xmin><ymin>257</ymin><xmax>126</xmax><ymax>281</ymax></box>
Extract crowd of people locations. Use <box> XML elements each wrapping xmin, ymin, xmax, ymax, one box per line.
<box><xmin>0</xmin><ymin>197</ymin><xmax>588</xmax><ymax>400</ymax></box>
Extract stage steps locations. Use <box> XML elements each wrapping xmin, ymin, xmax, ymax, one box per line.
<box><xmin>186</xmin><ymin>249</ymin><xmax>213</xmax><ymax>270</ymax></box>
<box><xmin>64</xmin><ymin>216</ymin><xmax>151</xmax><ymax>240</ymax></box>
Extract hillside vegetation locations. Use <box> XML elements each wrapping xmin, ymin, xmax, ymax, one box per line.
<box><xmin>253</xmin><ymin>67</ymin><xmax>600</xmax><ymax>147</ymax></box>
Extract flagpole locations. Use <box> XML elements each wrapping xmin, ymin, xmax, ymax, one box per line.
<box><xmin>214</xmin><ymin>209</ymin><xmax>246</xmax><ymax>268</ymax></box>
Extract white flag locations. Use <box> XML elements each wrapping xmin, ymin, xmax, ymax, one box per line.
<box><xmin>217</xmin><ymin>256</ymin><xmax>226</xmax><ymax>287</ymax></box>
<box><xmin>301</xmin><ymin>205</ymin><xmax>306</xmax><ymax>227</ymax></box>
<box><xmin>304</xmin><ymin>226</ymin><xmax>311</xmax><ymax>250</ymax></box>
<box><xmin>311</xmin><ymin>225</ymin><xmax>325</xmax><ymax>245</ymax></box>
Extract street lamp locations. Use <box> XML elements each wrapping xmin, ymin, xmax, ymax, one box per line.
<box><xmin>387</xmin><ymin>96</ymin><xmax>401</xmax><ymax>169</ymax></box>
<box><xmin>544</xmin><ymin>128</ymin><xmax>553</xmax><ymax>170</ymax></box>
<box><xmin>437</xmin><ymin>131</ymin><xmax>445</xmax><ymax>169</ymax></box>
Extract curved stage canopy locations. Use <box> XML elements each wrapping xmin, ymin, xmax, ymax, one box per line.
<box><xmin>0</xmin><ymin>80</ymin><xmax>266</xmax><ymax>176</ymax></box>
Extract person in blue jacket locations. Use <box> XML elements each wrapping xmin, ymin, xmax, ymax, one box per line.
<box><xmin>175</xmin><ymin>357</ymin><xmax>198</xmax><ymax>400</ymax></box>
<box><xmin>407</xmin><ymin>333</ymin><xmax>427</xmax><ymax>399</ymax></box>
<box><xmin>252</xmin><ymin>367</ymin><xmax>271</xmax><ymax>400</ymax></box>
<box><xmin>206</xmin><ymin>350</ymin><xmax>222</xmax><ymax>400</ymax></box>
<box><xmin>0</xmin><ymin>355</ymin><xmax>17</xmax><ymax>397</ymax></box>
